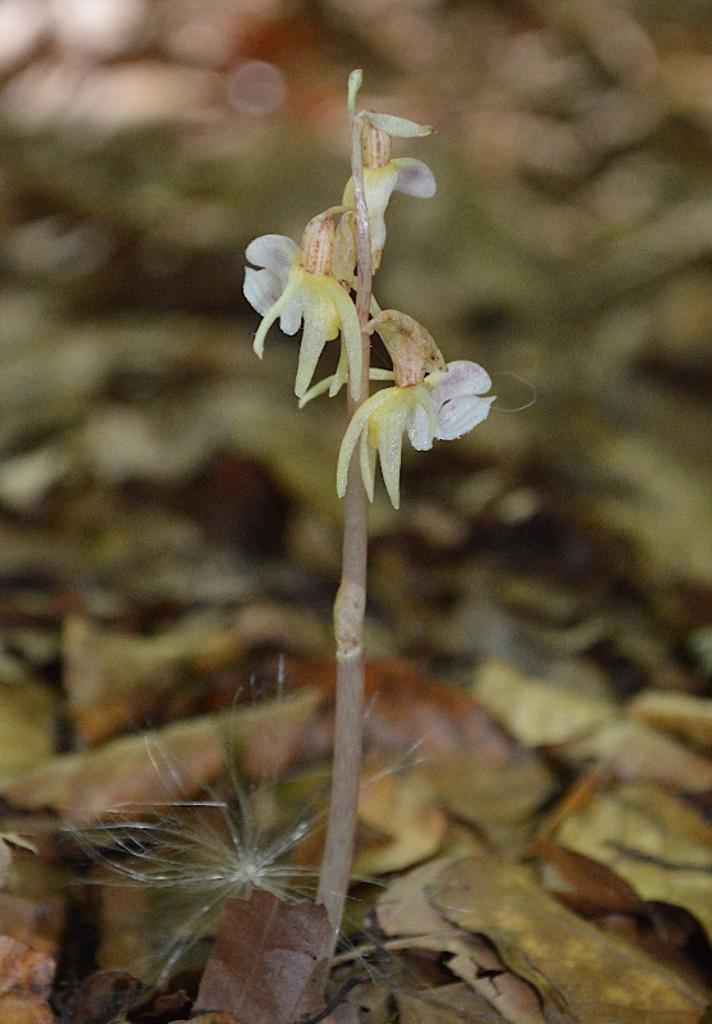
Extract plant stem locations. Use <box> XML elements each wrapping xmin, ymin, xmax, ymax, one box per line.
<box><xmin>317</xmin><ymin>96</ymin><xmax>373</xmax><ymax>947</ymax></box>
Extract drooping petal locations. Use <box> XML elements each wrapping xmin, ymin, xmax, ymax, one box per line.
<box><xmin>375</xmin><ymin>399</ymin><xmax>409</xmax><ymax>510</ymax></box>
<box><xmin>294</xmin><ymin>283</ymin><xmax>334</xmax><ymax>399</ymax></box>
<box><xmin>328</xmin><ymin>344</ymin><xmax>349</xmax><ymax>398</ymax></box>
<box><xmin>299</xmin><ymin>374</ymin><xmax>336</xmax><ymax>409</ymax></box>
<box><xmin>336</xmin><ymin>388</ymin><xmax>397</xmax><ymax>498</ymax></box>
<box><xmin>393</xmin><ymin>158</ymin><xmax>437</xmax><ymax>199</ymax></box>
<box><xmin>253</xmin><ymin>284</ymin><xmax>294</xmax><ymax>359</ymax></box>
<box><xmin>359</xmin><ymin>427</ymin><xmax>377</xmax><ymax>502</ymax></box>
<box><xmin>430</xmin><ymin>360</ymin><xmax>492</xmax><ymax>402</ymax></box>
<box><xmin>435</xmin><ymin>394</ymin><xmax>496</xmax><ymax>441</ymax></box>
<box><xmin>245</xmin><ymin>234</ymin><xmax>300</xmax><ymax>276</ymax></box>
<box><xmin>363</xmin><ymin>111</ymin><xmax>433</xmax><ymax>138</ymax></box>
<box><xmin>326</xmin><ymin>277</ymin><xmax>363</xmax><ymax>401</ymax></box>
<box><xmin>279</xmin><ymin>285</ymin><xmax>303</xmax><ymax>335</ymax></box>
<box><xmin>301</xmin><ymin>367</ymin><xmax>394</xmax><ymax>409</ymax></box>
<box><xmin>244</xmin><ymin>267</ymin><xmax>283</xmax><ymax>316</ymax></box>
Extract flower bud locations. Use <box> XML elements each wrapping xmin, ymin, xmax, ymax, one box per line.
<box><xmin>371</xmin><ymin>310</ymin><xmax>446</xmax><ymax>387</ymax></box>
<box><xmin>361</xmin><ymin>124</ymin><xmax>392</xmax><ymax>169</ymax></box>
<box><xmin>300</xmin><ymin>213</ymin><xmax>335</xmax><ymax>276</ymax></box>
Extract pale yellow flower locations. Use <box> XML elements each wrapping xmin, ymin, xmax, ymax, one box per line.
<box><xmin>244</xmin><ymin>229</ymin><xmax>362</xmax><ymax>400</ymax></box>
<box><xmin>341</xmin><ymin>112</ymin><xmax>436</xmax><ymax>266</ymax></box>
<box><xmin>336</xmin><ymin>361</ymin><xmax>495</xmax><ymax>509</ymax></box>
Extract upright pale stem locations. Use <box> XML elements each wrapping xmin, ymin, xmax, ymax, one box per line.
<box><xmin>317</xmin><ymin>97</ymin><xmax>373</xmax><ymax>946</ymax></box>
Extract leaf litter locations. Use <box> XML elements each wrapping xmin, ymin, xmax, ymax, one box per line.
<box><xmin>1</xmin><ymin>2</ymin><xmax>712</xmax><ymax>1021</ymax></box>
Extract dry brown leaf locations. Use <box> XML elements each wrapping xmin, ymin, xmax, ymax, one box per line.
<box><xmin>64</xmin><ymin>607</ymin><xmax>328</xmax><ymax>746</ymax></box>
<box><xmin>0</xmin><ymin>935</ymin><xmax>55</xmax><ymax>1024</ymax></box>
<box><xmin>0</xmin><ymin>840</ymin><xmax>10</xmax><ymax>890</ymax></box>
<box><xmin>530</xmin><ymin>838</ymin><xmax>645</xmax><ymax>914</ymax></box>
<box><xmin>396</xmin><ymin>983</ymin><xmax>511</xmax><ymax>1023</ymax></box>
<box><xmin>1</xmin><ymin>690</ymin><xmax>320</xmax><ymax>822</ymax></box>
<box><xmin>429</xmin><ymin>853</ymin><xmax>708</xmax><ymax>1023</ymax></box>
<box><xmin>430</xmin><ymin>752</ymin><xmax>555</xmax><ymax>852</ymax></box>
<box><xmin>63</xmin><ymin>613</ymin><xmax>239</xmax><ymax>745</ymax></box>
<box><xmin>285</xmin><ymin>658</ymin><xmax>518</xmax><ymax>763</ymax></box>
<box><xmin>378</xmin><ymin>860</ymin><xmax>553</xmax><ymax>1023</ymax></box>
<box><xmin>531</xmin><ymin>839</ymin><xmax>712</xmax><ymax>989</ymax></box>
<box><xmin>195</xmin><ymin>891</ymin><xmax>329</xmax><ymax>1024</ymax></box>
<box><xmin>0</xmin><ymin>893</ymin><xmax>65</xmax><ymax>958</ymax></box>
<box><xmin>447</xmin><ymin>942</ymin><xmax>549</xmax><ymax>1024</ymax></box>
<box><xmin>377</xmin><ymin>857</ymin><xmax>464</xmax><ymax>939</ymax></box>
<box><xmin>1</xmin><ymin>714</ymin><xmax>225</xmax><ymax>823</ymax></box>
<box><xmin>474</xmin><ymin>663</ymin><xmax>712</xmax><ymax>793</ymax></box>
<box><xmin>553</xmin><ymin>781</ymin><xmax>712</xmax><ymax>937</ymax></box>
<box><xmin>562</xmin><ymin>721</ymin><xmax>712</xmax><ymax>792</ymax></box>
<box><xmin>355</xmin><ymin>769</ymin><xmax>447</xmax><ymax>876</ymax></box>
<box><xmin>96</xmin><ymin>883</ymin><xmax>152</xmax><ymax>978</ymax></box>
<box><xmin>474</xmin><ymin>660</ymin><xmax>617</xmax><ymax>747</ymax></box>
<box><xmin>176</xmin><ymin>1015</ymin><xmax>245</xmax><ymax>1024</ymax></box>
<box><xmin>62</xmin><ymin>970</ymin><xmax>144</xmax><ymax>1024</ymax></box>
<box><xmin>627</xmin><ymin>691</ymin><xmax>712</xmax><ymax>750</ymax></box>
<box><xmin>0</xmin><ymin>679</ymin><xmax>58</xmax><ymax>781</ymax></box>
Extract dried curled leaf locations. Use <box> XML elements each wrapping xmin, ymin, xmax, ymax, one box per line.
<box><xmin>429</xmin><ymin>853</ymin><xmax>708</xmax><ymax>1023</ymax></box>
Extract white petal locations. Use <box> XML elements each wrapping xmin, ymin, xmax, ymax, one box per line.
<box><xmin>394</xmin><ymin>158</ymin><xmax>436</xmax><ymax>199</ymax></box>
<box><xmin>244</xmin><ymin>266</ymin><xmax>283</xmax><ymax>316</ymax></box>
<box><xmin>431</xmin><ymin>360</ymin><xmax>492</xmax><ymax>403</ymax></box>
<box><xmin>406</xmin><ymin>404</ymin><xmax>434</xmax><ymax>451</ymax></box>
<box><xmin>435</xmin><ymin>395</ymin><xmax>495</xmax><ymax>441</ymax></box>
<box><xmin>364</xmin><ymin>111</ymin><xmax>433</xmax><ymax>138</ymax></box>
<box><xmin>279</xmin><ymin>289</ymin><xmax>303</xmax><ymax>336</ymax></box>
<box><xmin>245</xmin><ymin>234</ymin><xmax>300</xmax><ymax>275</ymax></box>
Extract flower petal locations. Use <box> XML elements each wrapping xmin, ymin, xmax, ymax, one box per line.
<box><xmin>394</xmin><ymin>158</ymin><xmax>437</xmax><ymax>199</ymax></box>
<box><xmin>407</xmin><ymin>403</ymin><xmax>435</xmax><ymax>452</ymax></box>
<box><xmin>245</xmin><ymin>234</ymin><xmax>300</xmax><ymax>276</ymax></box>
<box><xmin>435</xmin><ymin>395</ymin><xmax>495</xmax><ymax>441</ymax></box>
<box><xmin>244</xmin><ymin>267</ymin><xmax>283</xmax><ymax>316</ymax></box>
<box><xmin>326</xmin><ymin>278</ymin><xmax>363</xmax><ymax>401</ymax></box>
<box><xmin>364</xmin><ymin>165</ymin><xmax>399</xmax><ymax>252</ymax></box>
<box><xmin>336</xmin><ymin>388</ymin><xmax>398</xmax><ymax>499</ymax></box>
<box><xmin>364</xmin><ymin>111</ymin><xmax>433</xmax><ymax>138</ymax></box>
<box><xmin>376</xmin><ymin>400</ymin><xmax>409</xmax><ymax>510</ymax></box>
<box><xmin>430</xmin><ymin>360</ymin><xmax>492</xmax><ymax>402</ymax></box>
<box><xmin>294</xmin><ymin>285</ymin><xmax>334</xmax><ymax>399</ymax></box>
<box><xmin>279</xmin><ymin>287</ymin><xmax>303</xmax><ymax>336</ymax></box>
<box><xmin>328</xmin><ymin>344</ymin><xmax>349</xmax><ymax>398</ymax></box>
<box><xmin>252</xmin><ymin>284</ymin><xmax>293</xmax><ymax>359</ymax></box>
<box><xmin>298</xmin><ymin>374</ymin><xmax>336</xmax><ymax>409</ymax></box>
<box><xmin>359</xmin><ymin>427</ymin><xmax>377</xmax><ymax>502</ymax></box>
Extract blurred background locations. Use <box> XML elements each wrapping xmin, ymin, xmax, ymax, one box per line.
<box><xmin>1</xmin><ymin>0</ymin><xmax>711</xmax><ymax>718</ymax></box>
